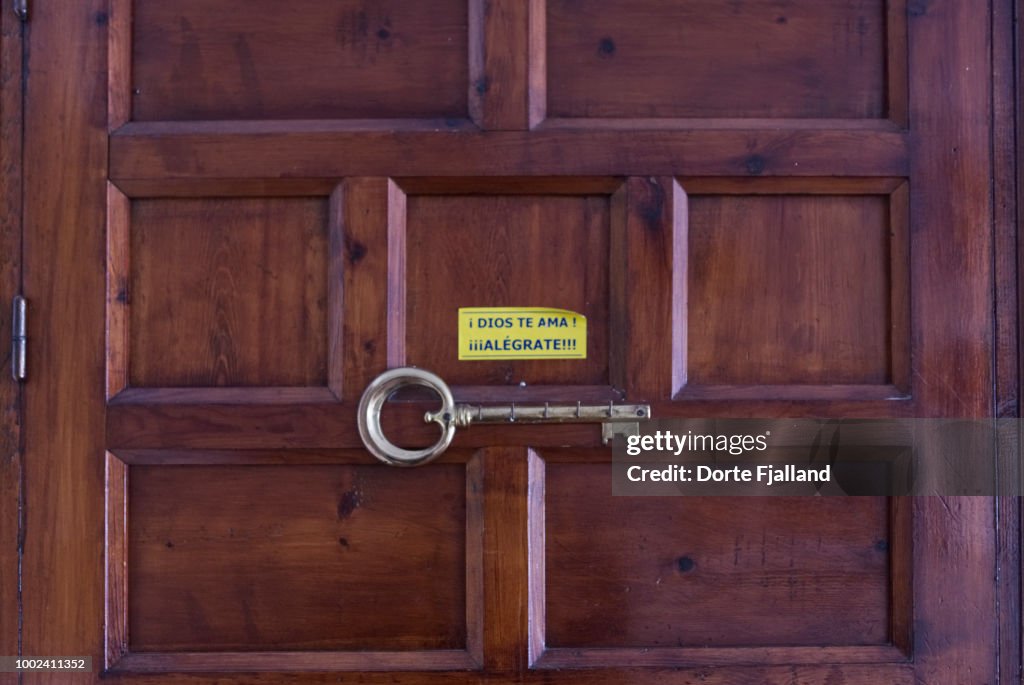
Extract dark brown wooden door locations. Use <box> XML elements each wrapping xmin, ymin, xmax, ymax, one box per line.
<box><xmin>19</xmin><ymin>1</ymin><xmax>1003</xmax><ymax>683</ymax></box>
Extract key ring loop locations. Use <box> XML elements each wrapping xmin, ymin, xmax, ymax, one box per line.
<box><xmin>357</xmin><ymin>367</ymin><xmax>456</xmax><ymax>467</ymax></box>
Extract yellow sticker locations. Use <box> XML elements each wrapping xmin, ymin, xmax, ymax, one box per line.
<box><xmin>458</xmin><ymin>307</ymin><xmax>586</xmax><ymax>360</ymax></box>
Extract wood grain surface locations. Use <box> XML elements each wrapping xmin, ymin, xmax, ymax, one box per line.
<box><xmin>547</xmin><ymin>0</ymin><xmax>892</xmax><ymax>120</ymax></box>
<box><xmin>11</xmin><ymin>1</ymin><xmax>1013</xmax><ymax>683</ymax></box>
<box><xmin>128</xmin><ymin>197</ymin><xmax>328</xmax><ymax>387</ymax></box>
<box><xmin>0</xmin><ymin>0</ymin><xmax>22</xmax><ymax>682</ymax></box>
<box><xmin>131</xmin><ymin>0</ymin><xmax>468</xmax><ymax>121</ymax></box>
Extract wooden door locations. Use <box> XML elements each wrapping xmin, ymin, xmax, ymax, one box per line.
<box><xmin>17</xmin><ymin>1</ymin><xmax>1005</xmax><ymax>683</ymax></box>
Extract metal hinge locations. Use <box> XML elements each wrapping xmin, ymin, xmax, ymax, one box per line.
<box><xmin>11</xmin><ymin>295</ymin><xmax>25</xmax><ymax>381</ymax></box>
<box><xmin>12</xmin><ymin>0</ymin><xmax>26</xmax><ymax>21</ymax></box>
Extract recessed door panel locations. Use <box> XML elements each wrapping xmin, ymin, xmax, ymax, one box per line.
<box><xmin>131</xmin><ymin>0</ymin><xmax>469</xmax><ymax>121</ymax></box>
<box><xmin>128</xmin><ymin>463</ymin><xmax>467</xmax><ymax>652</ymax></box>
<box><xmin>128</xmin><ymin>198</ymin><xmax>329</xmax><ymax>388</ymax></box>
<box><xmin>547</xmin><ymin>0</ymin><xmax>898</xmax><ymax>120</ymax></box>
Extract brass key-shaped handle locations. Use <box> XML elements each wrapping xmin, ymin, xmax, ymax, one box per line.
<box><xmin>357</xmin><ymin>366</ymin><xmax>652</xmax><ymax>467</ymax></box>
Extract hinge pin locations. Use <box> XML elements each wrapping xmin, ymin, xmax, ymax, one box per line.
<box><xmin>11</xmin><ymin>295</ymin><xmax>26</xmax><ymax>381</ymax></box>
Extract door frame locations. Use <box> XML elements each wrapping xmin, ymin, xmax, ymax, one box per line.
<box><xmin>1003</xmin><ymin>0</ymin><xmax>1024</xmax><ymax>682</ymax></box>
<box><xmin>0</xmin><ymin>2</ymin><xmax>23</xmax><ymax>685</ymax></box>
